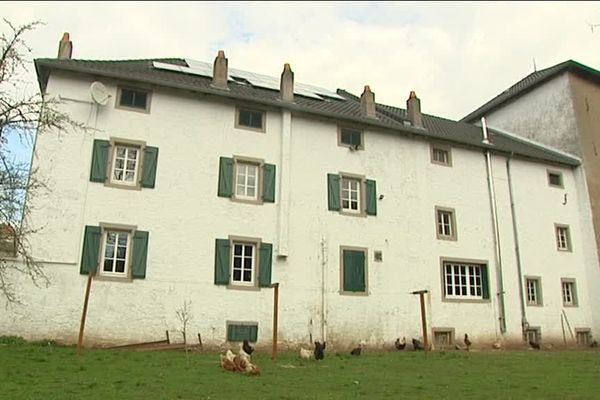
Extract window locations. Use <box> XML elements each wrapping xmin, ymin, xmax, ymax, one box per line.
<box><xmin>79</xmin><ymin>225</ymin><xmax>149</xmax><ymax>280</ymax></box>
<box><xmin>442</xmin><ymin>260</ymin><xmax>489</xmax><ymax>301</ymax></box>
<box><xmin>525</xmin><ymin>277</ymin><xmax>543</xmax><ymax>306</ymax></box>
<box><xmin>432</xmin><ymin>328</ymin><xmax>455</xmax><ymax>348</ymax></box>
<box><xmin>217</xmin><ymin>157</ymin><xmax>276</xmax><ymax>203</ymax></box>
<box><xmin>338</xmin><ymin>127</ymin><xmax>363</xmax><ymax>150</ymax></box>
<box><xmin>227</xmin><ymin>321</ymin><xmax>258</xmax><ymax>342</ymax></box>
<box><xmin>547</xmin><ymin>171</ymin><xmax>563</xmax><ymax>188</ymax></box>
<box><xmin>576</xmin><ymin>329</ymin><xmax>591</xmax><ymax>346</ymax></box>
<box><xmin>374</xmin><ymin>251</ymin><xmax>383</xmax><ymax>262</ymax></box>
<box><xmin>236</xmin><ymin>107</ymin><xmax>265</xmax><ymax>132</ymax></box>
<box><xmin>436</xmin><ymin>207</ymin><xmax>457</xmax><ymax>240</ymax></box>
<box><xmin>555</xmin><ymin>224</ymin><xmax>571</xmax><ymax>251</ymax></box>
<box><xmin>561</xmin><ymin>279</ymin><xmax>578</xmax><ymax>307</ymax></box>
<box><xmin>340</xmin><ymin>247</ymin><xmax>367</xmax><ymax>294</ymax></box>
<box><xmin>117</xmin><ymin>87</ymin><xmax>150</xmax><ymax>112</ymax></box>
<box><xmin>431</xmin><ymin>144</ymin><xmax>452</xmax><ymax>166</ymax></box>
<box><xmin>214</xmin><ymin>237</ymin><xmax>273</xmax><ymax>289</ymax></box>
<box><xmin>111</xmin><ymin>144</ymin><xmax>140</xmax><ymax>186</ymax></box>
<box><xmin>90</xmin><ymin>139</ymin><xmax>159</xmax><ymax>189</ymax></box>
<box><xmin>341</xmin><ymin>177</ymin><xmax>361</xmax><ymax>213</ymax></box>
<box><xmin>526</xmin><ymin>327</ymin><xmax>541</xmax><ymax>345</ymax></box>
<box><xmin>327</xmin><ymin>173</ymin><xmax>377</xmax><ymax>216</ymax></box>
<box><xmin>231</xmin><ymin>242</ymin><xmax>256</xmax><ymax>286</ymax></box>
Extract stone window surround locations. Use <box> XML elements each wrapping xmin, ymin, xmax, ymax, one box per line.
<box><xmin>105</xmin><ymin>137</ymin><xmax>147</xmax><ymax>191</ymax></box>
<box><xmin>115</xmin><ymin>86</ymin><xmax>152</xmax><ymax>114</ymax></box>
<box><xmin>439</xmin><ymin>256</ymin><xmax>490</xmax><ymax>304</ymax></box>
<box><xmin>235</xmin><ymin>106</ymin><xmax>266</xmax><ymax>133</ymax></box>
<box><xmin>95</xmin><ymin>222</ymin><xmax>138</xmax><ymax>282</ymax></box>
<box><xmin>435</xmin><ymin>206</ymin><xmax>458</xmax><ymax>241</ymax></box>
<box><xmin>339</xmin><ymin>245</ymin><xmax>369</xmax><ymax>296</ymax></box>
<box><xmin>555</xmin><ymin>223</ymin><xmax>572</xmax><ymax>252</ymax></box>
<box><xmin>226</xmin><ymin>235</ymin><xmax>262</xmax><ymax>292</ymax></box>
<box><xmin>561</xmin><ymin>278</ymin><xmax>578</xmax><ymax>307</ymax></box>
<box><xmin>547</xmin><ymin>169</ymin><xmax>564</xmax><ymax>188</ymax></box>
<box><xmin>231</xmin><ymin>155</ymin><xmax>265</xmax><ymax>205</ymax></box>
<box><xmin>432</xmin><ymin>327</ymin><xmax>456</xmax><ymax>347</ymax></box>
<box><xmin>430</xmin><ymin>143</ymin><xmax>453</xmax><ymax>167</ymax></box>
<box><xmin>337</xmin><ymin>125</ymin><xmax>365</xmax><ymax>150</ymax></box>
<box><xmin>524</xmin><ymin>275</ymin><xmax>543</xmax><ymax>307</ymax></box>
<box><xmin>338</xmin><ymin>172</ymin><xmax>367</xmax><ymax>218</ymax></box>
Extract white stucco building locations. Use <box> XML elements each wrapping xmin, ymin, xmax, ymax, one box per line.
<box><xmin>1</xmin><ymin>36</ymin><xmax>599</xmax><ymax>350</ymax></box>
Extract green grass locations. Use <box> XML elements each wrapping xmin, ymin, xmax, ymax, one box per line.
<box><xmin>1</xmin><ymin>341</ymin><xmax>599</xmax><ymax>399</ymax></box>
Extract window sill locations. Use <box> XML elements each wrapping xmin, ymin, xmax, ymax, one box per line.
<box><xmin>339</xmin><ymin>210</ymin><xmax>367</xmax><ymax>218</ymax></box>
<box><xmin>441</xmin><ymin>297</ymin><xmax>490</xmax><ymax>304</ymax></box>
<box><xmin>104</xmin><ymin>181</ymin><xmax>143</xmax><ymax>191</ymax></box>
<box><xmin>94</xmin><ymin>274</ymin><xmax>133</xmax><ymax>283</ymax></box>
<box><xmin>526</xmin><ymin>303</ymin><xmax>544</xmax><ymax>307</ymax></box>
<box><xmin>226</xmin><ymin>284</ymin><xmax>260</xmax><ymax>292</ymax></box>
<box><xmin>339</xmin><ymin>290</ymin><xmax>368</xmax><ymax>297</ymax></box>
<box><xmin>234</xmin><ymin>125</ymin><xmax>266</xmax><ymax>134</ymax></box>
<box><xmin>557</xmin><ymin>248</ymin><xmax>573</xmax><ymax>253</ymax></box>
<box><xmin>436</xmin><ymin>235</ymin><xmax>457</xmax><ymax>242</ymax></box>
<box><xmin>115</xmin><ymin>104</ymin><xmax>150</xmax><ymax>114</ymax></box>
<box><xmin>562</xmin><ymin>304</ymin><xmax>579</xmax><ymax>308</ymax></box>
<box><xmin>230</xmin><ymin>197</ymin><xmax>264</xmax><ymax>205</ymax></box>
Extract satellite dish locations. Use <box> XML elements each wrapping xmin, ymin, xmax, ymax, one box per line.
<box><xmin>90</xmin><ymin>81</ymin><xmax>110</xmax><ymax>106</ymax></box>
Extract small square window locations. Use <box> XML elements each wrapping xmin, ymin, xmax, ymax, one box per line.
<box><xmin>431</xmin><ymin>144</ymin><xmax>452</xmax><ymax>166</ymax></box>
<box><xmin>236</xmin><ymin>108</ymin><xmax>265</xmax><ymax>131</ymax></box>
<box><xmin>117</xmin><ymin>87</ymin><xmax>150</xmax><ymax>112</ymax></box>
<box><xmin>374</xmin><ymin>251</ymin><xmax>383</xmax><ymax>262</ymax></box>
<box><xmin>525</xmin><ymin>277</ymin><xmax>542</xmax><ymax>306</ymax></box>
<box><xmin>561</xmin><ymin>279</ymin><xmax>578</xmax><ymax>307</ymax></box>
<box><xmin>110</xmin><ymin>144</ymin><xmax>141</xmax><ymax>187</ymax></box>
<box><xmin>548</xmin><ymin>171</ymin><xmax>563</xmax><ymax>188</ymax></box>
<box><xmin>555</xmin><ymin>225</ymin><xmax>571</xmax><ymax>251</ymax></box>
<box><xmin>436</xmin><ymin>207</ymin><xmax>457</xmax><ymax>240</ymax></box>
<box><xmin>100</xmin><ymin>229</ymin><xmax>131</xmax><ymax>278</ymax></box>
<box><xmin>341</xmin><ymin>247</ymin><xmax>367</xmax><ymax>294</ymax></box>
<box><xmin>338</xmin><ymin>127</ymin><xmax>363</xmax><ymax>150</ymax></box>
<box><xmin>231</xmin><ymin>242</ymin><xmax>257</xmax><ymax>286</ymax></box>
<box><xmin>433</xmin><ymin>328</ymin><xmax>455</xmax><ymax>348</ymax></box>
<box><xmin>576</xmin><ymin>329</ymin><xmax>591</xmax><ymax>346</ymax></box>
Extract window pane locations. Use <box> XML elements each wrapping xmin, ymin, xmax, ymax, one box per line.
<box><xmin>115</xmin><ymin>260</ymin><xmax>125</xmax><ymax>273</ymax></box>
<box><xmin>233</xmin><ymin>257</ymin><xmax>241</xmax><ymax>269</ymax></box>
<box><xmin>233</xmin><ymin>269</ymin><xmax>241</xmax><ymax>281</ymax></box>
<box><xmin>234</xmin><ymin>245</ymin><xmax>242</xmax><ymax>256</ymax></box>
<box><xmin>133</xmin><ymin>91</ymin><xmax>147</xmax><ymax>109</ymax></box>
<box><xmin>120</xmin><ymin>89</ymin><xmax>147</xmax><ymax>109</ymax></box>
<box><xmin>239</xmin><ymin>110</ymin><xmax>263</xmax><ymax>129</ymax></box>
<box><xmin>244</xmin><ymin>257</ymin><xmax>252</xmax><ymax>269</ymax></box>
<box><xmin>245</xmin><ymin>245</ymin><xmax>253</xmax><ymax>257</ymax></box>
<box><xmin>103</xmin><ymin>259</ymin><xmax>113</xmax><ymax>272</ymax></box>
<box><xmin>119</xmin><ymin>90</ymin><xmax>134</xmax><ymax>107</ymax></box>
<box><xmin>243</xmin><ymin>270</ymin><xmax>252</xmax><ymax>281</ymax></box>
<box><xmin>105</xmin><ymin>244</ymin><xmax>115</xmax><ymax>259</ymax></box>
<box><xmin>117</xmin><ymin>246</ymin><xmax>126</xmax><ymax>259</ymax></box>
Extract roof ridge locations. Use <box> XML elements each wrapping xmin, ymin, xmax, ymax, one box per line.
<box><xmin>35</xmin><ymin>57</ymin><xmax>185</xmax><ymax>64</ymax></box>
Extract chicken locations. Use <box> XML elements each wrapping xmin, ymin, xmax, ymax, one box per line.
<box><xmin>590</xmin><ymin>340</ymin><xmax>598</xmax><ymax>348</ymax></box>
<box><xmin>412</xmin><ymin>338</ymin><xmax>424</xmax><ymax>351</ymax></box>
<box><xmin>314</xmin><ymin>341</ymin><xmax>326</xmax><ymax>360</ymax></box>
<box><xmin>350</xmin><ymin>343</ymin><xmax>364</xmax><ymax>356</ymax></box>
<box><xmin>464</xmin><ymin>334</ymin><xmax>472</xmax><ymax>351</ymax></box>
<box><xmin>220</xmin><ymin>353</ymin><xmax>237</xmax><ymax>372</ymax></box>
<box><xmin>529</xmin><ymin>340</ymin><xmax>541</xmax><ymax>350</ymax></box>
<box><xmin>242</xmin><ymin>339</ymin><xmax>254</xmax><ymax>355</ymax></box>
<box><xmin>299</xmin><ymin>347</ymin><xmax>313</xmax><ymax>359</ymax></box>
<box><xmin>395</xmin><ymin>337</ymin><xmax>406</xmax><ymax>350</ymax></box>
<box><xmin>225</xmin><ymin>349</ymin><xmax>235</xmax><ymax>362</ymax></box>
<box><xmin>238</xmin><ymin>348</ymin><xmax>251</xmax><ymax>362</ymax></box>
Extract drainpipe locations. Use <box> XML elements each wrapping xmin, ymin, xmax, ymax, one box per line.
<box><xmin>506</xmin><ymin>154</ymin><xmax>528</xmax><ymax>339</ymax></box>
<box><xmin>320</xmin><ymin>237</ymin><xmax>328</xmax><ymax>342</ymax></box>
<box><xmin>482</xmin><ymin>117</ymin><xmax>507</xmax><ymax>333</ymax></box>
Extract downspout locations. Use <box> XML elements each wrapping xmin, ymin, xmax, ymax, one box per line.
<box><xmin>482</xmin><ymin>117</ymin><xmax>507</xmax><ymax>334</ymax></box>
<box><xmin>277</xmin><ymin>110</ymin><xmax>292</xmax><ymax>256</ymax></box>
<box><xmin>506</xmin><ymin>154</ymin><xmax>528</xmax><ymax>339</ymax></box>
<box><xmin>320</xmin><ymin>237</ymin><xmax>328</xmax><ymax>342</ymax></box>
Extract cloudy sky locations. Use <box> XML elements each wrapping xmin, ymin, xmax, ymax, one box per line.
<box><xmin>2</xmin><ymin>1</ymin><xmax>600</xmax><ymax>122</ymax></box>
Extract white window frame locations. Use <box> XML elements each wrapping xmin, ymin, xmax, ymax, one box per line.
<box><xmin>443</xmin><ymin>262</ymin><xmax>484</xmax><ymax>300</ymax></box>
<box><xmin>555</xmin><ymin>224</ymin><xmax>571</xmax><ymax>251</ymax></box>
<box><xmin>99</xmin><ymin>228</ymin><xmax>132</xmax><ymax>278</ymax></box>
<box><xmin>110</xmin><ymin>144</ymin><xmax>141</xmax><ymax>187</ymax></box>
<box><xmin>116</xmin><ymin>86</ymin><xmax>152</xmax><ymax>113</ymax></box>
<box><xmin>235</xmin><ymin>107</ymin><xmax>266</xmax><ymax>132</ymax></box>
<box><xmin>231</xmin><ymin>241</ymin><xmax>257</xmax><ymax>287</ymax></box>
<box><xmin>341</xmin><ymin>176</ymin><xmax>362</xmax><ymax>214</ymax></box>
<box><xmin>525</xmin><ymin>276</ymin><xmax>542</xmax><ymax>306</ymax></box>
<box><xmin>435</xmin><ymin>207</ymin><xmax>457</xmax><ymax>240</ymax></box>
<box><xmin>234</xmin><ymin>161</ymin><xmax>259</xmax><ymax>201</ymax></box>
<box><xmin>561</xmin><ymin>279</ymin><xmax>578</xmax><ymax>307</ymax></box>
<box><xmin>338</xmin><ymin>126</ymin><xmax>364</xmax><ymax>150</ymax></box>
<box><xmin>431</xmin><ymin>144</ymin><xmax>452</xmax><ymax>167</ymax></box>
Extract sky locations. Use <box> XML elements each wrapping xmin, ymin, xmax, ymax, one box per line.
<box><xmin>1</xmin><ymin>1</ymin><xmax>600</xmax><ymax>140</ymax></box>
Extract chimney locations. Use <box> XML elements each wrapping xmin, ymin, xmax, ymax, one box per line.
<box><xmin>360</xmin><ymin>85</ymin><xmax>376</xmax><ymax>118</ymax></box>
<box><xmin>212</xmin><ymin>50</ymin><xmax>228</xmax><ymax>90</ymax></box>
<box><xmin>280</xmin><ymin>63</ymin><xmax>294</xmax><ymax>102</ymax></box>
<box><xmin>407</xmin><ymin>91</ymin><xmax>423</xmax><ymax>128</ymax></box>
<box><xmin>57</xmin><ymin>32</ymin><xmax>72</xmax><ymax>59</ymax></box>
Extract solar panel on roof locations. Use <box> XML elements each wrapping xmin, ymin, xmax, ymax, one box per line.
<box><xmin>152</xmin><ymin>59</ymin><xmax>345</xmax><ymax>101</ymax></box>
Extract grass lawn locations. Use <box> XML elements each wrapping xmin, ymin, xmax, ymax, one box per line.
<box><xmin>1</xmin><ymin>340</ymin><xmax>600</xmax><ymax>400</ymax></box>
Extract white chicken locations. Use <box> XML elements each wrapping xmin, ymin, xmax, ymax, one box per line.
<box><xmin>299</xmin><ymin>347</ymin><xmax>313</xmax><ymax>359</ymax></box>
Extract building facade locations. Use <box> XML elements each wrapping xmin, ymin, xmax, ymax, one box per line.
<box><xmin>1</xmin><ymin>38</ymin><xmax>599</xmax><ymax>350</ymax></box>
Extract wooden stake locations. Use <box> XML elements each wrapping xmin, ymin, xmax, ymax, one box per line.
<box><xmin>412</xmin><ymin>290</ymin><xmax>429</xmax><ymax>352</ymax></box>
<box><xmin>77</xmin><ymin>271</ymin><xmax>94</xmax><ymax>356</ymax></box>
<box><xmin>561</xmin><ymin>313</ymin><xmax>567</xmax><ymax>347</ymax></box>
<box><xmin>271</xmin><ymin>282</ymin><xmax>280</xmax><ymax>360</ymax></box>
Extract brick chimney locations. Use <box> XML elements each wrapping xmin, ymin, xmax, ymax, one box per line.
<box><xmin>212</xmin><ymin>50</ymin><xmax>228</xmax><ymax>90</ymax></box>
<box><xmin>407</xmin><ymin>91</ymin><xmax>423</xmax><ymax>128</ymax></box>
<box><xmin>280</xmin><ymin>63</ymin><xmax>294</xmax><ymax>102</ymax></box>
<box><xmin>360</xmin><ymin>85</ymin><xmax>376</xmax><ymax>119</ymax></box>
<box><xmin>57</xmin><ymin>32</ymin><xmax>72</xmax><ymax>59</ymax></box>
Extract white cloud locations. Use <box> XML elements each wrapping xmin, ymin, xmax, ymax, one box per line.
<box><xmin>2</xmin><ymin>1</ymin><xmax>600</xmax><ymax>119</ymax></box>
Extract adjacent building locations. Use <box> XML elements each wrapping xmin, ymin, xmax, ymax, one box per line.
<box><xmin>1</xmin><ymin>36</ymin><xmax>599</xmax><ymax>349</ymax></box>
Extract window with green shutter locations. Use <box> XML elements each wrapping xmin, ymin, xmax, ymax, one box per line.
<box><xmin>227</xmin><ymin>322</ymin><xmax>258</xmax><ymax>342</ymax></box>
<box><xmin>218</xmin><ymin>157</ymin><xmax>276</xmax><ymax>203</ymax></box>
<box><xmin>328</xmin><ymin>174</ymin><xmax>377</xmax><ymax>216</ymax></box>
<box><xmin>90</xmin><ymin>140</ymin><xmax>110</xmax><ymax>182</ymax></box>
<box><xmin>341</xmin><ymin>248</ymin><xmax>367</xmax><ymax>293</ymax></box>
<box><xmin>214</xmin><ymin>237</ymin><xmax>271</xmax><ymax>288</ymax></box>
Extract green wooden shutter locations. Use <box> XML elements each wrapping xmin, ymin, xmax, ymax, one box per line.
<box><xmin>262</xmin><ymin>163</ymin><xmax>276</xmax><ymax>203</ymax></box>
<box><xmin>90</xmin><ymin>140</ymin><xmax>110</xmax><ymax>182</ymax></box>
<box><xmin>327</xmin><ymin>174</ymin><xmax>341</xmax><ymax>211</ymax></box>
<box><xmin>343</xmin><ymin>250</ymin><xmax>366</xmax><ymax>292</ymax></box>
<box><xmin>481</xmin><ymin>266</ymin><xmax>490</xmax><ymax>299</ymax></box>
<box><xmin>141</xmin><ymin>147</ymin><xmax>159</xmax><ymax>188</ymax></box>
<box><xmin>218</xmin><ymin>157</ymin><xmax>234</xmax><ymax>197</ymax></box>
<box><xmin>259</xmin><ymin>242</ymin><xmax>273</xmax><ymax>287</ymax></box>
<box><xmin>227</xmin><ymin>324</ymin><xmax>258</xmax><ymax>342</ymax></box>
<box><xmin>131</xmin><ymin>230</ymin><xmax>149</xmax><ymax>279</ymax></box>
<box><xmin>215</xmin><ymin>239</ymin><xmax>230</xmax><ymax>285</ymax></box>
<box><xmin>80</xmin><ymin>225</ymin><xmax>101</xmax><ymax>274</ymax></box>
<box><xmin>366</xmin><ymin>179</ymin><xmax>377</xmax><ymax>216</ymax></box>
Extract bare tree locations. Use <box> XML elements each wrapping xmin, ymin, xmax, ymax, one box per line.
<box><xmin>175</xmin><ymin>299</ymin><xmax>193</xmax><ymax>361</ymax></box>
<box><xmin>0</xmin><ymin>19</ymin><xmax>84</xmax><ymax>302</ymax></box>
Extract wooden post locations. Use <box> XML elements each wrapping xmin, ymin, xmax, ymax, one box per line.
<box><xmin>77</xmin><ymin>272</ymin><xmax>94</xmax><ymax>356</ymax></box>
<box><xmin>271</xmin><ymin>282</ymin><xmax>280</xmax><ymax>360</ymax></box>
<box><xmin>412</xmin><ymin>290</ymin><xmax>429</xmax><ymax>352</ymax></box>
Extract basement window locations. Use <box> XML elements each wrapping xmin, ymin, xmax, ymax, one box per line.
<box><xmin>548</xmin><ymin>171</ymin><xmax>563</xmax><ymax>188</ymax></box>
<box><xmin>117</xmin><ymin>87</ymin><xmax>151</xmax><ymax>112</ymax></box>
<box><xmin>226</xmin><ymin>321</ymin><xmax>258</xmax><ymax>342</ymax></box>
<box><xmin>433</xmin><ymin>328</ymin><xmax>455</xmax><ymax>348</ymax></box>
<box><xmin>575</xmin><ymin>329</ymin><xmax>591</xmax><ymax>346</ymax></box>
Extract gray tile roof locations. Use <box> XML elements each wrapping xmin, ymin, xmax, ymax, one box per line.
<box><xmin>462</xmin><ymin>60</ymin><xmax>600</xmax><ymax>123</ymax></box>
<box><xmin>35</xmin><ymin>57</ymin><xmax>580</xmax><ymax>167</ymax></box>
